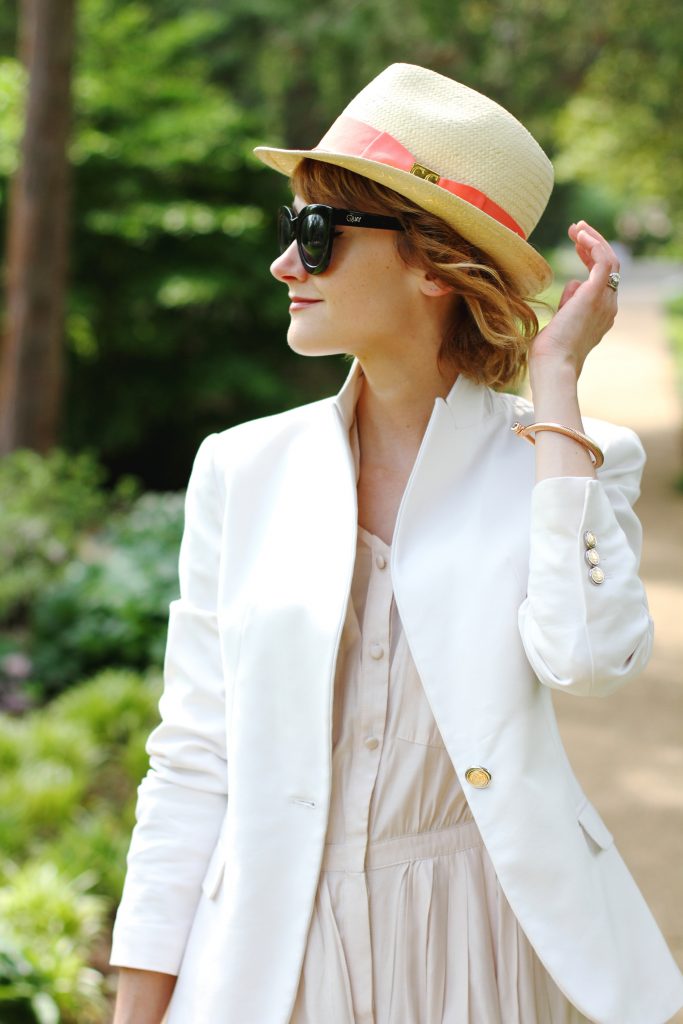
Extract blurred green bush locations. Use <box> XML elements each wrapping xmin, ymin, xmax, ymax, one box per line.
<box><xmin>0</xmin><ymin>668</ymin><xmax>162</xmax><ymax>1021</ymax></box>
<box><xmin>30</xmin><ymin>491</ymin><xmax>185</xmax><ymax>697</ymax></box>
<box><xmin>0</xmin><ymin>863</ymin><xmax>108</xmax><ymax>1024</ymax></box>
<box><xmin>0</xmin><ymin>447</ymin><xmax>183</xmax><ymax>702</ymax></box>
<box><xmin>0</xmin><ymin>935</ymin><xmax>61</xmax><ymax>1024</ymax></box>
<box><xmin>0</xmin><ymin>446</ymin><xmax>175</xmax><ymax>1018</ymax></box>
<box><xmin>0</xmin><ymin>448</ymin><xmax>135</xmax><ymax>623</ymax></box>
<box><xmin>665</xmin><ymin>293</ymin><xmax>683</xmax><ymax>395</ymax></box>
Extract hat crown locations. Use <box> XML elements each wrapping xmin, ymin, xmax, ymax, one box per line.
<box><xmin>320</xmin><ymin>63</ymin><xmax>553</xmax><ymax>239</ymax></box>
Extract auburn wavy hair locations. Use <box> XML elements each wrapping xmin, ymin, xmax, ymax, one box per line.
<box><xmin>290</xmin><ymin>159</ymin><xmax>541</xmax><ymax>390</ymax></box>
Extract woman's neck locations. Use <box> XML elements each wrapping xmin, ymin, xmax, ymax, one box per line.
<box><xmin>353</xmin><ymin>356</ymin><xmax>458</xmax><ymax>544</ymax></box>
<box><xmin>355</xmin><ymin>356</ymin><xmax>458</xmax><ymax>464</ymax></box>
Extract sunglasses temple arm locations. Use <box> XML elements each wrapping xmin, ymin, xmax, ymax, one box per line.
<box><xmin>331</xmin><ymin>210</ymin><xmax>403</xmax><ymax>230</ymax></box>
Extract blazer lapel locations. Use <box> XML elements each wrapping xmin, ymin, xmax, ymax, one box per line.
<box><xmin>392</xmin><ymin>375</ymin><xmax>536</xmax><ymax>749</ymax></box>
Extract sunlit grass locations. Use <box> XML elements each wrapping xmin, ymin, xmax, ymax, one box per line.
<box><xmin>664</xmin><ymin>293</ymin><xmax>683</xmax><ymax>491</ymax></box>
<box><xmin>664</xmin><ymin>293</ymin><xmax>683</xmax><ymax>396</ymax></box>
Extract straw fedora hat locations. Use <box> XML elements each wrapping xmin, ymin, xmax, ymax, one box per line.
<box><xmin>254</xmin><ymin>63</ymin><xmax>554</xmax><ymax>296</ymax></box>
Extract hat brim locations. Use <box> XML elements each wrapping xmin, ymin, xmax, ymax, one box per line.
<box><xmin>253</xmin><ymin>145</ymin><xmax>553</xmax><ymax>297</ymax></box>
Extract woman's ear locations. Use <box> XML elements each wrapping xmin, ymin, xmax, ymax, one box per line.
<box><xmin>418</xmin><ymin>272</ymin><xmax>452</xmax><ymax>298</ymax></box>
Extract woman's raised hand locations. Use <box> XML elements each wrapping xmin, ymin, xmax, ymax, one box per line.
<box><xmin>529</xmin><ymin>220</ymin><xmax>620</xmax><ymax>384</ymax></box>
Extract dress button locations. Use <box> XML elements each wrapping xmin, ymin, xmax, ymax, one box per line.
<box><xmin>585</xmin><ymin>548</ymin><xmax>600</xmax><ymax>567</ymax></box>
<box><xmin>369</xmin><ymin>642</ymin><xmax>384</xmax><ymax>660</ymax></box>
<box><xmin>583</xmin><ymin>531</ymin><xmax>597</xmax><ymax>549</ymax></box>
<box><xmin>465</xmin><ymin>766</ymin><xmax>492</xmax><ymax>788</ymax></box>
<box><xmin>589</xmin><ymin>566</ymin><xmax>605</xmax><ymax>585</ymax></box>
<box><xmin>364</xmin><ymin>736</ymin><xmax>379</xmax><ymax>750</ymax></box>
<box><xmin>375</xmin><ymin>554</ymin><xmax>387</xmax><ymax>570</ymax></box>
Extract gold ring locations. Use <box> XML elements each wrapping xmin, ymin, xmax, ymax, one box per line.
<box><xmin>607</xmin><ymin>271</ymin><xmax>620</xmax><ymax>292</ymax></box>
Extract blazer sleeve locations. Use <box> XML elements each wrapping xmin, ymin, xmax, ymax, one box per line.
<box><xmin>517</xmin><ymin>424</ymin><xmax>654</xmax><ymax>697</ymax></box>
<box><xmin>110</xmin><ymin>433</ymin><xmax>228</xmax><ymax>974</ymax></box>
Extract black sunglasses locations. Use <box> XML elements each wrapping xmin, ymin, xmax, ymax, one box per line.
<box><xmin>277</xmin><ymin>204</ymin><xmax>404</xmax><ymax>274</ymax></box>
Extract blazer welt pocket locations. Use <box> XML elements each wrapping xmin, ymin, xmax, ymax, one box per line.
<box><xmin>201</xmin><ymin>839</ymin><xmax>226</xmax><ymax>899</ymax></box>
<box><xmin>577</xmin><ymin>799</ymin><xmax>614</xmax><ymax>851</ymax></box>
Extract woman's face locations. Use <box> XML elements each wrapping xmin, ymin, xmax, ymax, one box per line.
<box><xmin>270</xmin><ymin>195</ymin><xmax>441</xmax><ymax>361</ymax></box>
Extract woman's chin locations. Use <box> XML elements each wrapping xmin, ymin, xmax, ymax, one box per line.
<box><xmin>287</xmin><ymin>331</ymin><xmax>347</xmax><ymax>359</ymax></box>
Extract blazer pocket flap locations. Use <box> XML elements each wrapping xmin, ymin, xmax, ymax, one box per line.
<box><xmin>201</xmin><ymin>839</ymin><xmax>226</xmax><ymax>899</ymax></box>
<box><xmin>577</xmin><ymin>799</ymin><xmax>614</xmax><ymax>850</ymax></box>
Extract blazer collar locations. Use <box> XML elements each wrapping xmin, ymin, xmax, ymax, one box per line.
<box><xmin>333</xmin><ymin>357</ymin><xmax>497</xmax><ymax>430</ymax></box>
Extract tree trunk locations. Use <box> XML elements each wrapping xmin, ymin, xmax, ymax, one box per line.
<box><xmin>0</xmin><ymin>0</ymin><xmax>75</xmax><ymax>454</ymax></box>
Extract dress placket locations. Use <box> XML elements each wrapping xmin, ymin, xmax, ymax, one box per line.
<box><xmin>328</xmin><ymin>531</ymin><xmax>393</xmax><ymax>1023</ymax></box>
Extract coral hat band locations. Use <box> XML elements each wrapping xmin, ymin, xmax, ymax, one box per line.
<box><xmin>319</xmin><ymin>115</ymin><xmax>527</xmax><ymax>240</ymax></box>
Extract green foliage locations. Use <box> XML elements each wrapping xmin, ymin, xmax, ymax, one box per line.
<box><xmin>0</xmin><ymin>448</ymin><xmax>136</xmax><ymax>622</ymax></box>
<box><xmin>29</xmin><ymin>492</ymin><xmax>184</xmax><ymax>695</ymax></box>
<box><xmin>0</xmin><ymin>661</ymin><xmax>160</xmax><ymax>1021</ymax></box>
<box><xmin>666</xmin><ymin>294</ymin><xmax>683</xmax><ymax>320</ymax></box>
<box><xmin>0</xmin><ymin>717</ymin><xmax>97</xmax><ymax>855</ymax></box>
<box><xmin>54</xmin><ymin>665</ymin><xmax>163</xmax><ymax>752</ymax></box>
<box><xmin>0</xmin><ymin>448</ymin><xmax>180</xmax><ymax>701</ymax></box>
<box><xmin>665</xmin><ymin>293</ymin><xmax>683</xmax><ymax>417</ymax></box>
<box><xmin>44</xmin><ymin>807</ymin><xmax>135</xmax><ymax>905</ymax></box>
<box><xmin>59</xmin><ymin>0</ymin><xmax>303</xmax><ymax>488</ymax></box>
<box><xmin>0</xmin><ymin>669</ymin><xmax>162</xmax><ymax>1019</ymax></box>
<box><xmin>0</xmin><ymin>57</ymin><xmax>26</xmax><ymax>179</ymax></box>
<box><xmin>0</xmin><ymin>863</ymin><xmax>108</xmax><ymax>1023</ymax></box>
<box><xmin>0</xmin><ymin>670</ymin><xmax>160</xmax><ymax>859</ymax></box>
<box><xmin>554</xmin><ymin>0</ymin><xmax>683</xmax><ymax>252</ymax></box>
<box><xmin>0</xmin><ymin>935</ymin><xmax>60</xmax><ymax>1024</ymax></box>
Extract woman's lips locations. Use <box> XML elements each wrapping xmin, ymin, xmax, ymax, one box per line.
<box><xmin>289</xmin><ymin>297</ymin><xmax>322</xmax><ymax>312</ymax></box>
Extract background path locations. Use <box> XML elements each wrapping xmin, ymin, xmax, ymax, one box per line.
<box><xmin>540</xmin><ymin>258</ymin><xmax>683</xmax><ymax>1014</ymax></box>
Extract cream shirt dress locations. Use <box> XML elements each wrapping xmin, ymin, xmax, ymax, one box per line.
<box><xmin>289</xmin><ymin>432</ymin><xmax>591</xmax><ymax>1024</ymax></box>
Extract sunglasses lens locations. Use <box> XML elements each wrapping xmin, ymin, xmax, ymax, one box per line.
<box><xmin>277</xmin><ymin>208</ymin><xmax>295</xmax><ymax>254</ymax></box>
<box><xmin>299</xmin><ymin>210</ymin><xmax>329</xmax><ymax>269</ymax></box>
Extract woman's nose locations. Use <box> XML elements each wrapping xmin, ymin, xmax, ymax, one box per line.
<box><xmin>270</xmin><ymin>241</ymin><xmax>308</xmax><ymax>282</ymax></box>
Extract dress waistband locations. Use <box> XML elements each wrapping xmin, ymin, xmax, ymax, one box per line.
<box><xmin>321</xmin><ymin>818</ymin><xmax>484</xmax><ymax>873</ymax></box>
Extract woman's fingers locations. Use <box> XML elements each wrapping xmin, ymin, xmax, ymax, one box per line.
<box><xmin>588</xmin><ymin>250</ymin><xmax>614</xmax><ymax>279</ymax></box>
<box><xmin>577</xmin><ymin>229</ymin><xmax>610</xmax><ymax>270</ymax></box>
<box><xmin>569</xmin><ymin>221</ymin><xmax>621</xmax><ymax>277</ymax></box>
<box><xmin>567</xmin><ymin>224</ymin><xmax>620</xmax><ymax>313</ymax></box>
<box><xmin>573</xmin><ymin>220</ymin><xmax>612</xmax><ymax>250</ymax></box>
<box><xmin>570</xmin><ymin>220</ymin><xmax>613</xmax><ymax>252</ymax></box>
<box><xmin>554</xmin><ymin>221</ymin><xmax>620</xmax><ymax>345</ymax></box>
<box><xmin>569</xmin><ymin>228</ymin><xmax>600</xmax><ymax>273</ymax></box>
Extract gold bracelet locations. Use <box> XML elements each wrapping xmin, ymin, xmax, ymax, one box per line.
<box><xmin>511</xmin><ymin>421</ymin><xmax>604</xmax><ymax>468</ymax></box>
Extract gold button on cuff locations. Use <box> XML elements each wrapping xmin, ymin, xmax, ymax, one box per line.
<box><xmin>364</xmin><ymin>736</ymin><xmax>379</xmax><ymax>750</ymax></box>
<box><xmin>465</xmin><ymin>766</ymin><xmax>492</xmax><ymax>789</ymax></box>
<box><xmin>585</xmin><ymin>549</ymin><xmax>600</xmax><ymax>567</ymax></box>
<box><xmin>583</xmin><ymin>531</ymin><xmax>597</xmax><ymax>549</ymax></box>
<box><xmin>589</xmin><ymin>566</ymin><xmax>605</xmax><ymax>585</ymax></box>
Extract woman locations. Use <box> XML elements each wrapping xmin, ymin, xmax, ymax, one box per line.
<box><xmin>110</xmin><ymin>64</ymin><xmax>683</xmax><ymax>1023</ymax></box>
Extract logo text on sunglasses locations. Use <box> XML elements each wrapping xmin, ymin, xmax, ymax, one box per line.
<box><xmin>346</xmin><ymin>214</ymin><xmax>363</xmax><ymax>223</ymax></box>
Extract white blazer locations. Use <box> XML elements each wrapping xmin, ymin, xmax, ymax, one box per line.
<box><xmin>111</xmin><ymin>361</ymin><xmax>683</xmax><ymax>1024</ymax></box>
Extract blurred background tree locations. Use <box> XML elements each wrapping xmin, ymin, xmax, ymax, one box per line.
<box><xmin>0</xmin><ymin>0</ymin><xmax>681</xmax><ymax>489</ymax></box>
<box><xmin>0</xmin><ymin>0</ymin><xmax>75</xmax><ymax>457</ymax></box>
